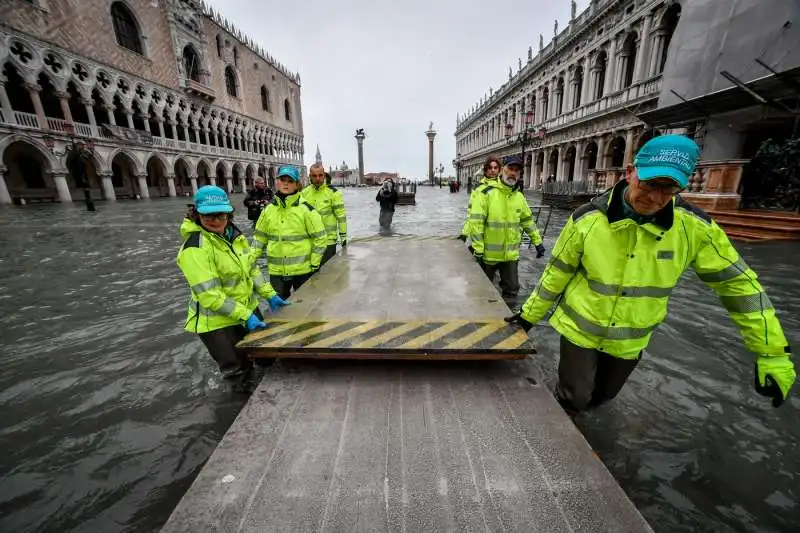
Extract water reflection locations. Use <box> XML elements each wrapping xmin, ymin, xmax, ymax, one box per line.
<box><xmin>0</xmin><ymin>187</ymin><xmax>797</xmax><ymax>532</ymax></box>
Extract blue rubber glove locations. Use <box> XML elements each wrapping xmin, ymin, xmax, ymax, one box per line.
<box><xmin>268</xmin><ymin>295</ymin><xmax>290</xmax><ymax>312</ymax></box>
<box><xmin>245</xmin><ymin>313</ymin><xmax>267</xmax><ymax>332</ymax></box>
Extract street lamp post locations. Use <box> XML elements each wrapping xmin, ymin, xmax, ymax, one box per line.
<box><xmin>505</xmin><ymin>111</ymin><xmax>546</xmax><ymax>190</ymax></box>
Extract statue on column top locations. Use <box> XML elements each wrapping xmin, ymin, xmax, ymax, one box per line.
<box><xmin>571</xmin><ymin>0</ymin><xmax>577</xmax><ymax>20</ymax></box>
<box><xmin>554</xmin><ymin>19</ymin><xmax>559</xmax><ymax>36</ymax></box>
<box><xmin>508</xmin><ymin>66</ymin><xmax>512</xmax><ymax>80</ymax></box>
<box><xmin>528</xmin><ymin>46</ymin><xmax>533</xmax><ymax>61</ymax></box>
<box><xmin>539</xmin><ymin>34</ymin><xmax>544</xmax><ymax>51</ymax></box>
<box><xmin>518</xmin><ymin>57</ymin><xmax>522</xmax><ymax>71</ymax></box>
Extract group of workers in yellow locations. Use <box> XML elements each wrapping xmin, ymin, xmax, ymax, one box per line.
<box><xmin>176</xmin><ymin>163</ymin><xmax>347</xmax><ymax>393</ymax></box>
<box><xmin>175</xmin><ymin>133</ymin><xmax>796</xmax><ymax>415</ymax></box>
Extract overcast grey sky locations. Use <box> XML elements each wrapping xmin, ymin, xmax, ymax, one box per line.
<box><xmin>206</xmin><ymin>0</ymin><xmax>588</xmax><ymax>178</ymax></box>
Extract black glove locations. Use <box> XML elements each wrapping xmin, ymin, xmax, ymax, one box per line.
<box><xmin>468</xmin><ymin>245</ymin><xmax>474</xmax><ymax>255</ymax></box>
<box><xmin>504</xmin><ymin>313</ymin><xmax>533</xmax><ymax>333</ymax></box>
<box><xmin>535</xmin><ymin>243</ymin><xmax>546</xmax><ymax>259</ymax></box>
<box><xmin>458</xmin><ymin>234</ymin><xmax>467</xmax><ymax>242</ymax></box>
<box><xmin>341</xmin><ymin>239</ymin><xmax>347</xmax><ymax>247</ymax></box>
<box><xmin>474</xmin><ymin>253</ymin><xmax>483</xmax><ymax>264</ymax></box>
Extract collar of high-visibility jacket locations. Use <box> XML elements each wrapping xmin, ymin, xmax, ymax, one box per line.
<box><xmin>596</xmin><ymin>179</ymin><xmax>674</xmax><ymax>230</ymax></box>
<box><xmin>274</xmin><ymin>191</ymin><xmax>302</xmax><ymax>208</ymax></box>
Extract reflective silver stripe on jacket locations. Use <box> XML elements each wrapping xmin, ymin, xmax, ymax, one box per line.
<box><xmin>551</xmin><ymin>257</ymin><xmax>578</xmax><ymax>274</ymax></box>
<box><xmin>198</xmin><ymin>299</ymin><xmax>239</xmax><ymax>317</ymax></box>
<box><xmin>696</xmin><ymin>258</ymin><xmax>749</xmax><ymax>283</ymax></box>
<box><xmin>312</xmin><ymin>246</ymin><xmax>326</xmax><ymax>256</ymax></box>
<box><xmin>720</xmin><ymin>292</ymin><xmax>773</xmax><ymax>314</ymax></box>
<box><xmin>317</xmin><ymin>208</ymin><xmax>333</xmax><ymax>216</ymax></box>
<box><xmin>485</xmin><ymin>221</ymin><xmax>518</xmax><ymax>229</ymax></box>
<box><xmin>484</xmin><ymin>243</ymin><xmax>522</xmax><ymax>252</ymax></box>
<box><xmin>309</xmin><ymin>231</ymin><xmax>327</xmax><ymax>239</ymax></box>
<box><xmin>266</xmin><ymin>234</ymin><xmax>307</xmax><ymax>242</ymax></box>
<box><xmin>192</xmin><ymin>278</ymin><xmax>221</xmax><ymax>293</ymax></box>
<box><xmin>577</xmin><ymin>268</ymin><xmax>672</xmax><ymax>298</ymax></box>
<box><xmin>560</xmin><ymin>302</ymin><xmax>658</xmax><ymax>340</ymax></box>
<box><xmin>253</xmin><ymin>229</ymin><xmax>268</xmax><ymax>240</ymax></box>
<box><xmin>535</xmin><ymin>285</ymin><xmax>560</xmax><ymax>301</ymax></box>
<box><xmin>267</xmin><ymin>255</ymin><xmax>308</xmax><ymax>265</ymax></box>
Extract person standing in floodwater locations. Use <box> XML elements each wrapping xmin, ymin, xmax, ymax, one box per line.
<box><xmin>376</xmin><ymin>178</ymin><xmax>399</xmax><ymax>229</ymax></box>
<box><xmin>177</xmin><ymin>185</ymin><xmax>289</xmax><ymax>394</ymax></box>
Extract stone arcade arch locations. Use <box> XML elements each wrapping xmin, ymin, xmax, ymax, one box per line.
<box><xmin>174</xmin><ymin>158</ymin><xmax>192</xmax><ymax>197</ymax></box>
<box><xmin>1</xmin><ymin>138</ymin><xmax>60</xmax><ymax>203</ymax></box>
<box><xmin>110</xmin><ymin>150</ymin><xmax>139</xmax><ymax>199</ymax></box>
<box><xmin>146</xmin><ymin>155</ymin><xmax>169</xmax><ymax>198</ymax></box>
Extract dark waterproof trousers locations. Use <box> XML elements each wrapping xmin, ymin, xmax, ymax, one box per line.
<box><xmin>479</xmin><ymin>260</ymin><xmax>520</xmax><ymax>299</ymax></box>
<box><xmin>321</xmin><ymin>244</ymin><xmax>337</xmax><ymax>266</ymax></box>
<box><xmin>198</xmin><ymin>309</ymin><xmax>273</xmax><ymax>392</ymax></box>
<box><xmin>379</xmin><ymin>208</ymin><xmax>394</xmax><ymax>228</ymax></box>
<box><xmin>270</xmin><ymin>273</ymin><xmax>312</xmax><ymax>300</ymax></box>
<box><xmin>556</xmin><ymin>336</ymin><xmax>641</xmax><ymax>417</ymax></box>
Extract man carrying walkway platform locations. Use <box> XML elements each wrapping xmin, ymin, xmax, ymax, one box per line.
<box><xmin>302</xmin><ymin>163</ymin><xmax>347</xmax><ymax>265</ymax></box>
<box><xmin>506</xmin><ymin>135</ymin><xmax>796</xmax><ymax>416</ymax></box>
<box><xmin>469</xmin><ymin>155</ymin><xmax>545</xmax><ymax>302</ymax></box>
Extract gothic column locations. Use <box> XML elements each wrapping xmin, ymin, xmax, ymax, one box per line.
<box><xmin>25</xmin><ymin>84</ymin><xmax>47</xmax><ymax>129</ymax></box>
<box><xmin>238</xmin><ymin>174</ymin><xmax>246</xmax><ymax>191</ymax></box>
<box><xmin>167</xmin><ymin>120</ymin><xmax>176</xmax><ymax>139</ymax></box>
<box><xmin>209</xmin><ymin>176</ymin><xmax>217</xmax><ymax>186</ymax></box>
<box><xmin>225</xmin><ymin>176</ymin><xmax>234</xmax><ymax>194</ymax></box>
<box><xmin>603</xmin><ymin>37</ymin><xmax>617</xmax><ymax>96</ymax></box>
<box><xmin>50</xmin><ymin>171</ymin><xmax>72</xmax><ymax>203</ymax></box>
<box><xmin>181</xmin><ymin>124</ymin><xmax>189</xmax><ymax>142</ymax></box>
<box><xmin>99</xmin><ymin>172</ymin><xmax>116</xmax><ymax>200</ymax></box>
<box><xmin>596</xmin><ymin>136</ymin><xmax>607</xmax><ymax>168</ymax></box>
<box><xmin>55</xmin><ymin>92</ymin><xmax>74</xmax><ymax>124</ymax></box>
<box><xmin>0</xmin><ymin>166</ymin><xmax>12</xmax><ymax>205</ymax></box>
<box><xmin>105</xmin><ymin>104</ymin><xmax>116</xmax><ymax>126</ymax></box>
<box><xmin>166</xmin><ymin>175</ymin><xmax>177</xmax><ymax>197</ymax></box>
<box><xmin>81</xmin><ymin>98</ymin><xmax>98</xmax><ymax>136</ymax></box>
<box><xmin>542</xmin><ymin>149</ymin><xmax>551</xmax><ymax>183</ymax></box>
<box><xmin>156</xmin><ymin>118</ymin><xmax>165</xmax><ymax>138</ymax></box>
<box><xmin>189</xmin><ymin>176</ymin><xmax>198</xmax><ymax>194</ymax></box>
<box><xmin>634</xmin><ymin>15</ymin><xmax>653</xmax><ymax>82</ymax></box>
<box><xmin>137</xmin><ymin>174</ymin><xmax>150</xmax><ymax>199</ymax></box>
<box><xmin>140</xmin><ymin>115</ymin><xmax>151</xmax><ymax>133</ymax></box>
<box><xmin>624</xmin><ymin>128</ymin><xmax>636</xmax><ymax>166</ymax></box>
<box><xmin>580</xmin><ymin>58</ymin><xmax>592</xmax><ymax>106</ymax></box>
<box><xmin>125</xmin><ymin>111</ymin><xmax>134</xmax><ymax>129</ymax></box>
<box><xmin>200</xmin><ymin>127</ymin><xmax>208</xmax><ymax>145</ymax></box>
<box><xmin>575</xmin><ymin>139</ymin><xmax>587</xmax><ymax>181</ymax></box>
<box><xmin>649</xmin><ymin>31</ymin><xmax>668</xmax><ymax>77</ymax></box>
<box><xmin>0</xmin><ymin>81</ymin><xmax>13</xmax><ymax>119</ymax></box>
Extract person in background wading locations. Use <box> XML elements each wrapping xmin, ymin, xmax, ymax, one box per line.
<box><xmin>376</xmin><ymin>178</ymin><xmax>399</xmax><ymax>229</ymax></box>
<box><xmin>177</xmin><ymin>186</ymin><xmax>290</xmax><ymax>394</ymax></box>
<box><xmin>243</xmin><ymin>176</ymin><xmax>274</xmax><ymax>228</ymax></box>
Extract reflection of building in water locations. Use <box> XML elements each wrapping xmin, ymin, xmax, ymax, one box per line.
<box><xmin>330</xmin><ymin>161</ymin><xmax>360</xmax><ymax>186</ymax></box>
<box><xmin>0</xmin><ymin>0</ymin><xmax>304</xmax><ymax>204</ymax></box>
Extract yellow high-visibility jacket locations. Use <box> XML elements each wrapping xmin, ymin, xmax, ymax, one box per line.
<box><xmin>252</xmin><ymin>191</ymin><xmax>327</xmax><ymax>276</ymax></box>
<box><xmin>177</xmin><ymin>219</ymin><xmax>276</xmax><ymax>334</ymax></box>
<box><xmin>521</xmin><ymin>180</ymin><xmax>790</xmax><ymax>359</ymax></box>
<box><xmin>301</xmin><ymin>184</ymin><xmax>347</xmax><ymax>245</ymax></box>
<box><xmin>470</xmin><ymin>180</ymin><xmax>543</xmax><ymax>263</ymax></box>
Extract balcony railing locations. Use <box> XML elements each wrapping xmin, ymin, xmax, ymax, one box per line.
<box><xmin>0</xmin><ymin>111</ymin><xmax>300</xmax><ymax>164</ymax></box>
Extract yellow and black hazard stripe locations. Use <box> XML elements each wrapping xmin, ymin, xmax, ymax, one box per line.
<box><xmin>237</xmin><ymin>319</ymin><xmax>534</xmax><ymax>358</ymax></box>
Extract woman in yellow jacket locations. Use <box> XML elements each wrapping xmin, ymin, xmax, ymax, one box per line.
<box><xmin>177</xmin><ymin>185</ymin><xmax>289</xmax><ymax>393</ymax></box>
<box><xmin>252</xmin><ymin>166</ymin><xmax>327</xmax><ymax>299</ymax></box>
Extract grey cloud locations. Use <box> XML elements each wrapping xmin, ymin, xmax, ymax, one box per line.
<box><xmin>206</xmin><ymin>0</ymin><xmax>583</xmax><ymax>178</ymax></box>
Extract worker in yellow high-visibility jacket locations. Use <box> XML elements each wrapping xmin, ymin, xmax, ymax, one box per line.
<box><xmin>252</xmin><ymin>166</ymin><xmax>327</xmax><ymax>299</ymax></box>
<box><xmin>459</xmin><ymin>155</ymin><xmax>501</xmax><ymax>242</ymax></box>
<box><xmin>470</xmin><ymin>155</ymin><xmax>544</xmax><ymax>301</ymax></box>
<box><xmin>301</xmin><ymin>163</ymin><xmax>347</xmax><ymax>265</ymax></box>
<box><xmin>506</xmin><ymin>135</ymin><xmax>796</xmax><ymax>416</ymax></box>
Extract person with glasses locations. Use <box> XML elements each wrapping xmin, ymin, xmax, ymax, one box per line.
<box><xmin>506</xmin><ymin>135</ymin><xmax>795</xmax><ymax>416</ymax></box>
<box><xmin>252</xmin><ymin>166</ymin><xmax>327</xmax><ymax>299</ymax></box>
<box><xmin>178</xmin><ymin>186</ymin><xmax>289</xmax><ymax>394</ymax></box>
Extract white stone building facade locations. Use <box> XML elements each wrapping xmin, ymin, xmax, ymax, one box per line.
<box><xmin>455</xmin><ymin>0</ymin><xmax>681</xmax><ymax>190</ymax></box>
<box><xmin>0</xmin><ymin>0</ymin><xmax>304</xmax><ymax>204</ymax></box>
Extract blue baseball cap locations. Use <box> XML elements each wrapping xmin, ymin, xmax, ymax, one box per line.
<box><xmin>276</xmin><ymin>166</ymin><xmax>301</xmax><ymax>182</ymax></box>
<box><xmin>194</xmin><ymin>185</ymin><xmax>233</xmax><ymax>214</ymax></box>
<box><xmin>634</xmin><ymin>134</ymin><xmax>700</xmax><ymax>188</ymax></box>
<box><xmin>504</xmin><ymin>155</ymin><xmax>524</xmax><ymax>168</ymax></box>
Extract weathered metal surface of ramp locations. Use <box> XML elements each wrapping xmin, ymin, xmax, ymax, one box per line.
<box><xmin>160</xmin><ymin>362</ymin><xmax>653</xmax><ymax>532</ymax></box>
<box><xmin>237</xmin><ymin>237</ymin><xmax>534</xmax><ymax>359</ymax></box>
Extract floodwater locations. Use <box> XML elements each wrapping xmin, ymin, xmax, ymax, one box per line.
<box><xmin>0</xmin><ymin>187</ymin><xmax>798</xmax><ymax>533</ymax></box>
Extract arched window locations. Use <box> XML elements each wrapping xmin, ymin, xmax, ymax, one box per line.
<box><xmin>261</xmin><ymin>86</ymin><xmax>270</xmax><ymax>111</ymax></box>
<box><xmin>216</xmin><ymin>35</ymin><xmax>222</xmax><ymax>57</ymax></box>
<box><xmin>182</xmin><ymin>45</ymin><xmax>200</xmax><ymax>82</ymax></box>
<box><xmin>111</xmin><ymin>2</ymin><xmax>143</xmax><ymax>54</ymax></box>
<box><xmin>284</xmin><ymin>98</ymin><xmax>292</xmax><ymax>122</ymax></box>
<box><xmin>225</xmin><ymin>66</ymin><xmax>237</xmax><ymax>97</ymax></box>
